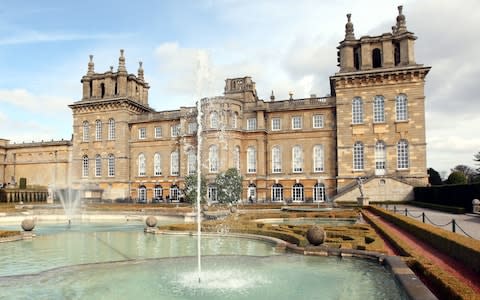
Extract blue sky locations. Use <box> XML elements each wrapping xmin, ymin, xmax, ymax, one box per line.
<box><xmin>0</xmin><ymin>0</ymin><xmax>479</xmax><ymax>176</ymax></box>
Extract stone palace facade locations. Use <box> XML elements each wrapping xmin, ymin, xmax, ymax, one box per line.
<box><xmin>0</xmin><ymin>6</ymin><xmax>430</xmax><ymax>203</ymax></box>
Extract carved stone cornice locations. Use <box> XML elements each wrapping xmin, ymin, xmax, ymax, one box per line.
<box><xmin>69</xmin><ymin>98</ymin><xmax>154</xmax><ymax>114</ymax></box>
<box><xmin>330</xmin><ymin>66</ymin><xmax>430</xmax><ymax>89</ymax></box>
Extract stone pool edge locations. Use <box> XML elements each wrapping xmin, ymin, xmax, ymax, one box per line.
<box><xmin>151</xmin><ymin>229</ymin><xmax>437</xmax><ymax>300</ymax></box>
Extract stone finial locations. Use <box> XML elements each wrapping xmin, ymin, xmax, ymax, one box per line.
<box><xmin>110</xmin><ymin>66</ymin><xmax>114</xmax><ymax>72</ymax></box>
<box><xmin>289</xmin><ymin>91</ymin><xmax>293</xmax><ymax>100</ymax></box>
<box><xmin>87</xmin><ymin>55</ymin><xmax>94</xmax><ymax>75</ymax></box>
<box><xmin>396</xmin><ymin>5</ymin><xmax>407</xmax><ymax>33</ymax></box>
<box><xmin>138</xmin><ymin>61</ymin><xmax>144</xmax><ymax>80</ymax></box>
<box><xmin>345</xmin><ymin>13</ymin><xmax>355</xmax><ymax>40</ymax></box>
<box><xmin>118</xmin><ymin>49</ymin><xmax>127</xmax><ymax>72</ymax></box>
<box><xmin>392</xmin><ymin>25</ymin><xmax>397</xmax><ymax>34</ymax></box>
<box><xmin>270</xmin><ymin>90</ymin><xmax>275</xmax><ymax>101</ymax></box>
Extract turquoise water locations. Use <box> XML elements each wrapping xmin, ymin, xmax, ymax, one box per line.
<box><xmin>0</xmin><ymin>222</ymin><xmax>406</xmax><ymax>300</ymax></box>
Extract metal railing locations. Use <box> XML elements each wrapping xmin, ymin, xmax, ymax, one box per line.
<box><xmin>380</xmin><ymin>204</ymin><xmax>474</xmax><ymax>239</ymax></box>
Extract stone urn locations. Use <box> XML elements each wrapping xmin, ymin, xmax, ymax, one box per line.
<box><xmin>21</xmin><ymin>219</ymin><xmax>35</xmax><ymax>231</ymax></box>
<box><xmin>145</xmin><ymin>216</ymin><xmax>158</xmax><ymax>228</ymax></box>
<box><xmin>306</xmin><ymin>225</ymin><xmax>325</xmax><ymax>246</ymax></box>
<box><xmin>230</xmin><ymin>206</ymin><xmax>237</xmax><ymax>214</ymax></box>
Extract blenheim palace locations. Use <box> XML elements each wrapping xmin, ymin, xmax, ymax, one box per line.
<box><xmin>0</xmin><ymin>6</ymin><xmax>430</xmax><ymax>204</ymax></box>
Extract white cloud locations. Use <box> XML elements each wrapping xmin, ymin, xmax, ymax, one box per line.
<box><xmin>0</xmin><ymin>88</ymin><xmax>71</xmax><ymax>114</ymax></box>
<box><xmin>0</xmin><ymin>31</ymin><xmax>130</xmax><ymax>45</ymax></box>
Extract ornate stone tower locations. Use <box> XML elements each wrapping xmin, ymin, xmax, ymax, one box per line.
<box><xmin>330</xmin><ymin>6</ymin><xmax>431</xmax><ymax>190</ymax></box>
<box><xmin>69</xmin><ymin>50</ymin><xmax>154</xmax><ymax>199</ymax></box>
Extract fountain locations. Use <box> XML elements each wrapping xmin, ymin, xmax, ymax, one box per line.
<box><xmin>55</xmin><ymin>187</ymin><xmax>82</xmax><ymax>223</ymax></box>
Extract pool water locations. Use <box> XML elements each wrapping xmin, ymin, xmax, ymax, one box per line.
<box><xmin>0</xmin><ymin>222</ymin><xmax>407</xmax><ymax>300</ymax></box>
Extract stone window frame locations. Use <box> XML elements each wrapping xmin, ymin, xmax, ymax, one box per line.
<box><xmin>272</xmin><ymin>145</ymin><xmax>282</xmax><ymax>173</ymax></box>
<box><xmin>95</xmin><ymin>120</ymin><xmax>102</xmax><ymax>141</ymax></box>
<box><xmin>138</xmin><ymin>153</ymin><xmax>146</xmax><ymax>176</ymax></box>
<box><xmin>247</xmin><ymin>146</ymin><xmax>257</xmax><ymax>173</ymax></box>
<box><xmin>353</xmin><ymin>141</ymin><xmax>364</xmax><ymax>170</ymax></box>
<box><xmin>271</xmin><ymin>183</ymin><xmax>283</xmax><ymax>202</ymax></box>
<box><xmin>352</xmin><ymin>97</ymin><xmax>364</xmax><ymax>124</ymax></box>
<box><xmin>397</xmin><ymin>139</ymin><xmax>409</xmax><ymax>169</ymax></box>
<box><xmin>95</xmin><ymin>154</ymin><xmax>102</xmax><ymax>177</ymax></box>
<box><xmin>271</xmin><ymin>117</ymin><xmax>281</xmax><ymax>131</ymax></box>
<box><xmin>209</xmin><ymin>145</ymin><xmax>219</xmax><ymax>173</ymax></box>
<box><xmin>395</xmin><ymin>94</ymin><xmax>408</xmax><ymax>121</ymax></box>
<box><xmin>291</xmin><ymin>116</ymin><xmax>302</xmax><ymax>130</ymax></box>
<box><xmin>313</xmin><ymin>145</ymin><xmax>324</xmax><ymax>172</ymax></box>
<box><xmin>154</xmin><ymin>126</ymin><xmax>162</xmax><ymax>138</ymax></box>
<box><xmin>312</xmin><ymin>114</ymin><xmax>324</xmax><ymax>129</ymax></box>
<box><xmin>107</xmin><ymin>154</ymin><xmax>115</xmax><ymax>177</ymax></box>
<box><xmin>108</xmin><ymin>118</ymin><xmax>115</xmax><ymax>140</ymax></box>
<box><xmin>373</xmin><ymin>95</ymin><xmax>385</xmax><ymax>123</ymax></box>
<box><xmin>138</xmin><ymin>127</ymin><xmax>147</xmax><ymax>140</ymax></box>
<box><xmin>82</xmin><ymin>121</ymin><xmax>90</xmax><ymax>142</ymax></box>
<box><xmin>292</xmin><ymin>183</ymin><xmax>304</xmax><ymax>202</ymax></box>
<box><xmin>170</xmin><ymin>150</ymin><xmax>179</xmax><ymax>176</ymax></box>
<box><xmin>247</xmin><ymin>118</ymin><xmax>257</xmax><ymax>130</ymax></box>
<box><xmin>82</xmin><ymin>155</ymin><xmax>89</xmax><ymax>177</ymax></box>
<box><xmin>187</xmin><ymin>150</ymin><xmax>196</xmax><ymax>175</ymax></box>
<box><xmin>313</xmin><ymin>183</ymin><xmax>326</xmax><ymax>202</ymax></box>
<box><xmin>292</xmin><ymin>145</ymin><xmax>304</xmax><ymax>173</ymax></box>
<box><xmin>154</xmin><ymin>153</ymin><xmax>162</xmax><ymax>176</ymax></box>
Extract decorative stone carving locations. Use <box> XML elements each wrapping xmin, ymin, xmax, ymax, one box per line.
<box><xmin>21</xmin><ymin>219</ymin><xmax>35</xmax><ymax>231</ymax></box>
<box><xmin>306</xmin><ymin>225</ymin><xmax>325</xmax><ymax>246</ymax></box>
<box><xmin>145</xmin><ymin>216</ymin><xmax>158</xmax><ymax>228</ymax></box>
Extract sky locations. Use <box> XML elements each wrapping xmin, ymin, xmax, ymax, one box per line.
<box><xmin>0</xmin><ymin>0</ymin><xmax>478</xmax><ymax>177</ymax></box>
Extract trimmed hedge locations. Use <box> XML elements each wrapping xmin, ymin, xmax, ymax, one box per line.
<box><xmin>414</xmin><ymin>183</ymin><xmax>480</xmax><ymax>212</ymax></box>
<box><xmin>0</xmin><ymin>230</ymin><xmax>20</xmax><ymax>238</ymax></box>
<box><xmin>363</xmin><ymin>211</ymin><xmax>478</xmax><ymax>299</ymax></box>
<box><xmin>368</xmin><ymin>206</ymin><xmax>480</xmax><ymax>274</ymax></box>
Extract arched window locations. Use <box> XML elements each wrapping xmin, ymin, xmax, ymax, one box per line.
<box><xmin>108</xmin><ymin>154</ymin><xmax>115</xmax><ymax>177</ymax></box>
<box><xmin>100</xmin><ymin>83</ymin><xmax>105</xmax><ymax>98</ymax></box>
<box><xmin>210</xmin><ymin>111</ymin><xmax>219</xmax><ymax>129</ymax></box>
<box><xmin>292</xmin><ymin>145</ymin><xmax>303</xmax><ymax>173</ymax></box>
<box><xmin>394</xmin><ymin>43</ymin><xmax>401</xmax><ymax>66</ymax></box>
<box><xmin>154</xmin><ymin>153</ymin><xmax>162</xmax><ymax>176</ymax></box>
<box><xmin>271</xmin><ymin>183</ymin><xmax>283</xmax><ymax>202</ymax></box>
<box><xmin>373</xmin><ymin>96</ymin><xmax>385</xmax><ymax>123</ymax></box>
<box><xmin>247</xmin><ymin>146</ymin><xmax>256</xmax><ymax>173</ymax></box>
<box><xmin>372</xmin><ymin>48</ymin><xmax>382</xmax><ymax>68</ymax></box>
<box><xmin>95</xmin><ymin>120</ymin><xmax>102</xmax><ymax>141</ymax></box>
<box><xmin>154</xmin><ymin>185</ymin><xmax>163</xmax><ymax>201</ymax></box>
<box><xmin>375</xmin><ymin>141</ymin><xmax>386</xmax><ymax>175</ymax></box>
<box><xmin>353</xmin><ymin>142</ymin><xmax>364</xmax><ymax>170</ymax></box>
<box><xmin>209</xmin><ymin>145</ymin><xmax>218</xmax><ymax>173</ymax></box>
<box><xmin>138</xmin><ymin>153</ymin><xmax>146</xmax><ymax>176</ymax></box>
<box><xmin>95</xmin><ymin>154</ymin><xmax>101</xmax><ymax>177</ymax></box>
<box><xmin>82</xmin><ymin>121</ymin><xmax>90</xmax><ymax>142</ymax></box>
<box><xmin>170</xmin><ymin>184</ymin><xmax>179</xmax><ymax>202</ymax></box>
<box><xmin>108</xmin><ymin>118</ymin><xmax>115</xmax><ymax>140</ymax></box>
<box><xmin>292</xmin><ymin>183</ymin><xmax>304</xmax><ymax>202</ymax></box>
<box><xmin>233</xmin><ymin>146</ymin><xmax>240</xmax><ymax>170</ymax></box>
<box><xmin>397</xmin><ymin>140</ymin><xmax>409</xmax><ymax>169</ymax></box>
<box><xmin>352</xmin><ymin>97</ymin><xmax>363</xmax><ymax>124</ymax></box>
<box><xmin>313</xmin><ymin>183</ymin><xmax>325</xmax><ymax>202</ymax></box>
<box><xmin>248</xmin><ymin>183</ymin><xmax>256</xmax><ymax>201</ymax></box>
<box><xmin>272</xmin><ymin>146</ymin><xmax>282</xmax><ymax>173</ymax></box>
<box><xmin>170</xmin><ymin>150</ymin><xmax>179</xmax><ymax>176</ymax></box>
<box><xmin>232</xmin><ymin>112</ymin><xmax>238</xmax><ymax>128</ymax></box>
<box><xmin>187</xmin><ymin>150</ymin><xmax>196</xmax><ymax>175</ymax></box>
<box><xmin>82</xmin><ymin>155</ymin><xmax>89</xmax><ymax>177</ymax></box>
<box><xmin>138</xmin><ymin>185</ymin><xmax>147</xmax><ymax>203</ymax></box>
<box><xmin>395</xmin><ymin>94</ymin><xmax>408</xmax><ymax>121</ymax></box>
<box><xmin>313</xmin><ymin>145</ymin><xmax>324</xmax><ymax>172</ymax></box>
<box><xmin>208</xmin><ymin>185</ymin><xmax>217</xmax><ymax>203</ymax></box>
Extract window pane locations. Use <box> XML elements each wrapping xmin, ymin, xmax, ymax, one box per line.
<box><xmin>373</xmin><ymin>96</ymin><xmax>385</xmax><ymax>123</ymax></box>
<box><xmin>352</xmin><ymin>97</ymin><xmax>363</xmax><ymax>124</ymax></box>
<box><xmin>313</xmin><ymin>115</ymin><xmax>324</xmax><ymax>128</ymax></box>
<box><xmin>353</xmin><ymin>142</ymin><xmax>364</xmax><ymax>170</ymax></box>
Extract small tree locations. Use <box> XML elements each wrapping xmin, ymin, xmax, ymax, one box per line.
<box><xmin>451</xmin><ymin>164</ymin><xmax>478</xmax><ymax>183</ymax></box>
<box><xmin>215</xmin><ymin>168</ymin><xmax>243</xmax><ymax>204</ymax></box>
<box><xmin>445</xmin><ymin>171</ymin><xmax>467</xmax><ymax>185</ymax></box>
<box><xmin>427</xmin><ymin>168</ymin><xmax>443</xmax><ymax>185</ymax></box>
<box><xmin>183</xmin><ymin>173</ymin><xmax>207</xmax><ymax>204</ymax></box>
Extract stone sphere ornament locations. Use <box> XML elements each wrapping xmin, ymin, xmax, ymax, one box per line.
<box><xmin>202</xmin><ymin>204</ymin><xmax>209</xmax><ymax>212</ymax></box>
<box><xmin>21</xmin><ymin>219</ymin><xmax>35</xmax><ymax>231</ymax></box>
<box><xmin>306</xmin><ymin>225</ymin><xmax>325</xmax><ymax>246</ymax></box>
<box><xmin>145</xmin><ymin>216</ymin><xmax>158</xmax><ymax>228</ymax></box>
<box><xmin>230</xmin><ymin>206</ymin><xmax>237</xmax><ymax>214</ymax></box>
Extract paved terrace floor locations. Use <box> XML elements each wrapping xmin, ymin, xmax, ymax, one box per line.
<box><xmin>377</xmin><ymin>204</ymin><xmax>480</xmax><ymax>240</ymax></box>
